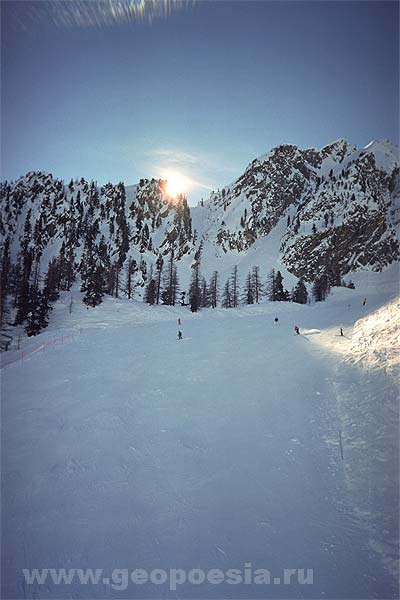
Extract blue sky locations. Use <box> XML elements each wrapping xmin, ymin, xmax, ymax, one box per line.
<box><xmin>1</xmin><ymin>0</ymin><xmax>399</xmax><ymax>204</ymax></box>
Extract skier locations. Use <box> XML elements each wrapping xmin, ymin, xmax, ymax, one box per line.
<box><xmin>178</xmin><ymin>318</ymin><xmax>181</xmax><ymax>325</ymax></box>
<box><xmin>340</xmin><ymin>327</ymin><xmax>344</xmax><ymax>336</ymax></box>
<box><xmin>294</xmin><ymin>325</ymin><xmax>300</xmax><ymax>335</ymax></box>
<box><xmin>274</xmin><ymin>317</ymin><xmax>279</xmax><ymax>324</ymax></box>
<box><xmin>362</xmin><ymin>298</ymin><xmax>366</xmax><ymax>306</ymax></box>
<box><xmin>178</xmin><ymin>330</ymin><xmax>183</xmax><ymax>340</ymax></box>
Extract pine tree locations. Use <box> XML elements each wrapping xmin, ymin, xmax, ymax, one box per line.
<box><xmin>139</xmin><ymin>257</ymin><xmax>147</xmax><ymax>284</ymax></box>
<box><xmin>252</xmin><ymin>266</ymin><xmax>262</xmax><ymax>303</ymax></box>
<box><xmin>189</xmin><ymin>245</ymin><xmax>203</xmax><ymax>312</ymax></box>
<box><xmin>243</xmin><ymin>271</ymin><xmax>254</xmax><ymax>304</ymax></box>
<box><xmin>144</xmin><ymin>278</ymin><xmax>156</xmax><ymax>304</ymax></box>
<box><xmin>275</xmin><ymin>270</ymin><xmax>288</xmax><ymax>301</ymax></box>
<box><xmin>161</xmin><ymin>251</ymin><xmax>179</xmax><ymax>306</ymax></box>
<box><xmin>221</xmin><ymin>279</ymin><xmax>232</xmax><ymax>308</ymax></box>
<box><xmin>58</xmin><ymin>247</ymin><xmax>75</xmax><ymax>291</ymax></box>
<box><xmin>25</xmin><ymin>290</ymin><xmax>50</xmax><ymax>337</ymax></box>
<box><xmin>15</xmin><ymin>251</ymin><xmax>34</xmax><ymax>325</ymax></box>
<box><xmin>12</xmin><ymin>261</ymin><xmax>21</xmax><ymax>309</ymax></box>
<box><xmin>189</xmin><ymin>263</ymin><xmax>201</xmax><ymax>312</ymax></box>
<box><xmin>266</xmin><ymin>269</ymin><xmax>288</xmax><ymax>301</ymax></box>
<box><xmin>31</xmin><ymin>256</ymin><xmax>41</xmax><ymax>295</ymax></box>
<box><xmin>0</xmin><ymin>237</ymin><xmax>11</xmax><ymax>328</ymax></box>
<box><xmin>43</xmin><ymin>258</ymin><xmax>60</xmax><ymax>303</ymax></box>
<box><xmin>107</xmin><ymin>263</ymin><xmax>120</xmax><ymax>297</ymax></box>
<box><xmin>291</xmin><ymin>278</ymin><xmax>308</xmax><ymax>304</ymax></box>
<box><xmin>209</xmin><ymin>271</ymin><xmax>219</xmax><ymax>308</ymax></box>
<box><xmin>125</xmin><ymin>258</ymin><xmax>137</xmax><ymax>299</ymax></box>
<box><xmin>155</xmin><ymin>254</ymin><xmax>163</xmax><ymax>305</ymax></box>
<box><xmin>81</xmin><ymin>251</ymin><xmax>107</xmax><ymax>307</ymax></box>
<box><xmin>201</xmin><ymin>277</ymin><xmax>209</xmax><ymax>308</ymax></box>
<box><xmin>230</xmin><ymin>265</ymin><xmax>240</xmax><ymax>308</ymax></box>
<box><xmin>83</xmin><ymin>264</ymin><xmax>106</xmax><ymax>307</ymax></box>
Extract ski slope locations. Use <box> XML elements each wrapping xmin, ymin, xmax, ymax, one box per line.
<box><xmin>1</xmin><ymin>276</ymin><xmax>399</xmax><ymax>599</ymax></box>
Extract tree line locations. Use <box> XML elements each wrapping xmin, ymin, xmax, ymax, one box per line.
<box><xmin>1</xmin><ymin>227</ymin><xmax>353</xmax><ymax>338</ymax></box>
<box><xmin>142</xmin><ymin>245</ymin><xmax>354</xmax><ymax>312</ymax></box>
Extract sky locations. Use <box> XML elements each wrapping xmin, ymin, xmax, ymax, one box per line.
<box><xmin>1</xmin><ymin>0</ymin><xmax>399</xmax><ymax>205</ymax></box>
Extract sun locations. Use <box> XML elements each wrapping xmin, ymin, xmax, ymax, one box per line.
<box><xmin>164</xmin><ymin>171</ymin><xmax>185</xmax><ymax>198</ymax></box>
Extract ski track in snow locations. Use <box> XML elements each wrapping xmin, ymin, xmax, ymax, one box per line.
<box><xmin>1</xmin><ymin>278</ymin><xmax>399</xmax><ymax>599</ymax></box>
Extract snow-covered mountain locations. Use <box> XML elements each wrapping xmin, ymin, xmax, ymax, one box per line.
<box><xmin>191</xmin><ymin>139</ymin><xmax>399</xmax><ymax>280</ymax></box>
<box><xmin>2</xmin><ymin>139</ymin><xmax>399</xmax><ymax>281</ymax></box>
<box><xmin>0</xmin><ymin>138</ymin><xmax>399</xmax><ymax>332</ymax></box>
<box><xmin>0</xmin><ymin>174</ymin><xmax>193</xmax><ymax>290</ymax></box>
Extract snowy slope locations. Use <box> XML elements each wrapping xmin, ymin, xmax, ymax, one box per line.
<box><xmin>347</xmin><ymin>297</ymin><xmax>400</xmax><ymax>373</ymax></box>
<box><xmin>2</xmin><ymin>270</ymin><xmax>399</xmax><ymax>599</ymax></box>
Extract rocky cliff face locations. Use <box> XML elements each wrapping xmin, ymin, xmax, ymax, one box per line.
<box><xmin>194</xmin><ymin>139</ymin><xmax>399</xmax><ymax>280</ymax></box>
<box><xmin>281</xmin><ymin>142</ymin><xmax>399</xmax><ymax>279</ymax></box>
<box><xmin>201</xmin><ymin>143</ymin><xmax>316</xmax><ymax>253</ymax></box>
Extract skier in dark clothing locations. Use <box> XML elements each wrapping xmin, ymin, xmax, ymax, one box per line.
<box><xmin>178</xmin><ymin>330</ymin><xmax>183</xmax><ymax>340</ymax></box>
<box><xmin>294</xmin><ymin>325</ymin><xmax>300</xmax><ymax>335</ymax></box>
<box><xmin>340</xmin><ymin>327</ymin><xmax>344</xmax><ymax>336</ymax></box>
<box><xmin>274</xmin><ymin>317</ymin><xmax>279</xmax><ymax>323</ymax></box>
<box><xmin>178</xmin><ymin>318</ymin><xmax>181</xmax><ymax>326</ymax></box>
<box><xmin>363</xmin><ymin>298</ymin><xmax>366</xmax><ymax>306</ymax></box>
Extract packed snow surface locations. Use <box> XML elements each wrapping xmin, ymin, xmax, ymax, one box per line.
<box><xmin>1</xmin><ymin>270</ymin><xmax>399</xmax><ymax>599</ymax></box>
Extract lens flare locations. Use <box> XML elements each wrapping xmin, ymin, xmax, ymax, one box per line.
<box><xmin>12</xmin><ymin>0</ymin><xmax>196</xmax><ymax>30</ymax></box>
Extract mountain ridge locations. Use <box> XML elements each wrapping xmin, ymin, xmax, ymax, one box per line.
<box><xmin>1</xmin><ymin>137</ymin><xmax>399</xmax><ymax>334</ymax></box>
<box><xmin>190</xmin><ymin>138</ymin><xmax>399</xmax><ymax>277</ymax></box>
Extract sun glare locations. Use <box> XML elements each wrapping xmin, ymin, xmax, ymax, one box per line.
<box><xmin>164</xmin><ymin>172</ymin><xmax>185</xmax><ymax>198</ymax></box>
